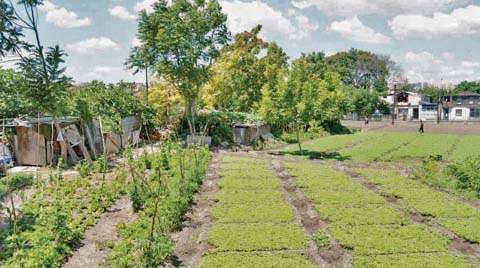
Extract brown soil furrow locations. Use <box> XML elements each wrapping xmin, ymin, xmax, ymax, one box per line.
<box><xmin>271</xmin><ymin>159</ymin><xmax>351</xmax><ymax>268</ymax></box>
<box><xmin>63</xmin><ymin>196</ymin><xmax>136</xmax><ymax>268</ymax></box>
<box><xmin>168</xmin><ymin>154</ymin><xmax>222</xmax><ymax>268</ymax></box>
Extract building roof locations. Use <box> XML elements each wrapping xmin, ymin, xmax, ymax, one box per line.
<box><xmin>454</xmin><ymin>91</ymin><xmax>480</xmax><ymax>97</ymax></box>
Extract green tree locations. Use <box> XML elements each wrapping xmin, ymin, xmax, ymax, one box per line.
<box><xmin>454</xmin><ymin>81</ymin><xmax>480</xmax><ymax>94</ymax></box>
<box><xmin>327</xmin><ymin>49</ymin><xmax>388</xmax><ymax>90</ymax></box>
<box><xmin>0</xmin><ymin>69</ymin><xmax>34</xmax><ymax>118</ymax></box>
<box><xmin>204</xmin><ymin>25</ymin><xmax>268</xmax><ymax>112</ymax></box>
<box><xmin>349</xmin><ymin>89</ymin><xmax>380</xmax><ymax>118</ymax></box>
<box><xmin>126</xmin><ymin>43</ymin><xmax>155</xmax><ymax>100</ymax></box>
<box><xmin>136</xmin><ymin>0</ymin><xmax>229</xmax><ymax>134</ymax></box>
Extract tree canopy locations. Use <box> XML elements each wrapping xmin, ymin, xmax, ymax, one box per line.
<box><xmin>134</xmin><ymin>0</ymin><xmax>230</xmax><ymax>134</ymax></box>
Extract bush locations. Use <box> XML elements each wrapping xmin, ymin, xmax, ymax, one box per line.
<box><xmin>280</xmin><ymin>130</ymin><xmax>326</xmax><ymax>144</ymax></box>
<box><xmin>75</xmin><ymin>160</ymin><xmax>92</xmax><ymax>178</ymax></box>
<box><xmin>0</xmin><ymin>172</ymin><xmax>33</xmax><ymax>195</ymax></box>
<box><xmin>448</xmin><ymin>156</ymin><xmax>480</xmax><ymax>195</ymax></box>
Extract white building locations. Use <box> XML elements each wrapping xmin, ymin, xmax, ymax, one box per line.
<box><xmin>382</xmin><ymin>91</ymin><xmax>437</xmax><ymax>121</ymax></box>
<box><xmin>441</xmin><ymin>91</ymin><xmax>480</xmax><ymax>121</ymax></box>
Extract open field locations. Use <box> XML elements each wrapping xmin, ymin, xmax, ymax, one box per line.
<box><xmin>282</xmin><ymin>131</ymin><xmax>480</xmax><ymax>164</ymax></box>
<box><xmin>175</xmin><ymin>152</ymin><xmax>480</xmax><ymax>268</ymax></box>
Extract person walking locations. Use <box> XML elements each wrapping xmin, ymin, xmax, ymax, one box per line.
<box><xmin>419</xmin><ymin>120</ymin><xmax>424</xmax><ymax>133</ymax></box>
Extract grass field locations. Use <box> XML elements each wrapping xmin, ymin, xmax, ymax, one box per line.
<box><xmin>283</xmin><ymin>131</ymin><xmax>480</xmax><ymax>164</ymax></box>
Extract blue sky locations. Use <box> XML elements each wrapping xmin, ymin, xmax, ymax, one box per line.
<box><xmin>2</xmin><ymin>0</ymin><xmax>480</xmax><ymax>86</ymax></box>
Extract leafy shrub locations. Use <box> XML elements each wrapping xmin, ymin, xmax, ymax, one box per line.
<box><xmin>75</xmin><ymin>160</ymin><xmax>92</xmax><ymax>178</ymax></box>
<box><xmin>448</xmin><ymin>155</ymin><xmax>480</xmax><ymax>195</ymax></box>
<box><xmin>280</xmin><ymin>130</ymin><xmax>326</xmax><ymax>144</ymax></box>
<box><xmin>93</xmin><ymin>156</ymin><xmax>108</xmax><ymax>174</ymax></box>
<box><xmin>0</xmin><ymin>172</ymin><xmax>33</xmax><ymax>195</ymax></box>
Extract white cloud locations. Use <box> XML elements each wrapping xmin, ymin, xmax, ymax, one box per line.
<box><xmin>390</xmin><ymin>5</ymin><xmax>480</xmax><ymax>39</ymax></box>
<box><xmin>290</xmin><ymin>0</ymin><xmax>467</xmax><ymax>16</ymax></box>
<box><xmin>66</xmin><ymin>37</ymin><xmax>120</xmax><ymax>55</ymax></box>
<box><xmin>219</xmin><ymin>0</ymin><xmax>318</xmax><ymax>40</ymax></box>
<box><xmin>329</xmin><ymin>16</ymin><xmax>391</xmax><ymax>44</ymax></box>
<box><xmin>39</xmin><ymin>1</ymin><xmax>91</xmax><ymax>28</ymax></box>
<box><xmin>401</xmin><ymin>51</ymin><xmax>480</xmax><ymax>84</ymax></box>
<box><xmin>84</xmin><ymin>66</ymin><xmax>124</xmax><ymax>81</ymax></box>
<box><xmin>461</xmin><ymin>61</ymin><xmax>480</xmax><ymax>68</ymax></box>
<box><xmin>108</xmin><ymin>6</ymin><xmax>136</xmax><ymax>20</ymax></box>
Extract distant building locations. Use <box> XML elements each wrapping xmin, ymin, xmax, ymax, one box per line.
<box><xmin>441</xmin><ymin>91</ymin><xmax>480</xmax><ymax>121</ymax></box>
<box><xmin>382</xmin><ymin>91</ymin><xmax>437</xmax><ymax>121</ymax></box>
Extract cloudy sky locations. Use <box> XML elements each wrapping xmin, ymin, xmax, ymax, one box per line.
<box><xmin>2</xmin><ymin>0</ymin><xmax>480</xmax><ymax>85</ymax></box>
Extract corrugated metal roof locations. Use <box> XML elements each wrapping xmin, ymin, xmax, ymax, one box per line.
<box><xmin>454</xmin><ymin>91</ymin><xmax>480</xmax><ymax>97</ymax></box>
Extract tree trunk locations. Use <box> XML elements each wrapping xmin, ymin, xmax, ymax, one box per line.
<box><xmin>186</xmin><ymin>100</ymin><xmax>196</xmax><ymax>135</ymax></box>
<box><xmin>145</xmin><ymin>65</ymin><xmax>149</xmax><ymax>102</ymax></box>
<box><xmin>296</xmin><ymin>123</ymin><xmax>302</xmax><ymax>155</ymax></box>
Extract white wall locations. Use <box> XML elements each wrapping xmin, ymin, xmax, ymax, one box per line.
<box><xmin>420</xmin><ymin>111</ymin><xmax>437</xmax><ymax>121</ymax></box>
<box><xmin>449</xmin><ymin>107</ymin><xmax>470</xmax><ymax>121</ymax></box>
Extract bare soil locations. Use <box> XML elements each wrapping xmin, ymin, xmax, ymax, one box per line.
<box><xmin>167</xmin><ymin>153</ymin><xmax>223</xmax><ymax>268</ymax></box>
<box><xmin>63</xmin><ymin>196</ymin><xmax>136</xmax><ymax>268</ymax></box>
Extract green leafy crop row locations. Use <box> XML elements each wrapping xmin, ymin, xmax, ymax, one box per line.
<box><xmin>340</xmin><ymin>132</ymin><xmax>417</xmax><ymax>162</ymax></box>
<box><xmin>215</xmin><ymin>189</ymin><xmax>285</xmax><ymax>204</ymax></box>
<box><xmin>330</xmin><ymin>225</ymin><xmax>450</xmax><ymax>256</ymax></box>
<box><xmin>354</xmin><ymin>167</ymin><xmax>480</xmax><ymax>244</ymax></box>
<box><xmin>353</xmin><ymin>254</ymin><xmax>473</xmax><ymax>268</ymax></box>
<box><xmin>0</xmin><ymin>164</ymin><xmax>127</xmax><ymax>267</ymax></box>
<box><xmin>283</xmin><ymin>132</ymin><xmax>382</xmax><ymax>155</ymax></box>
<box><xmin>207</xmin><ymin>223</ymin><xmax>308</xmax><ymax>251</ymax></box>
<box><xmin>218</xmin><ymin>177</ymin><xmax>279</xmax><ymax>189</ymax></box>
<box><xmin>315</xmin><ymin>205</ymin><xmax>408</xmax><ymax>226</ymax></box>
<box><xmin>106</xmin><ymin>145</ymin><xmax>211</xmax><ymax>268</ymax></box>
<box><xmin>437</xmin><ymin>217</ymin><xmax>480</xmax><ymax>243</ymax></box>
<box><xmin>200</xmin><ymin>253</ymin><xmax>316</xmax><ymax>268</ymax></box>
<box><xmin>304</xmin><ymin>189</ymin><xmax>385</xmax><ymax>205</ymax></box>
<box><xmin>212</xmin><ymin>204</ymin><xmax>295</xmax><ymax>224</ymax></box>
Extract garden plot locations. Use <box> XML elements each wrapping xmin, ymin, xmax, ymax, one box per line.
<box><xmin>282</xmin><ymin>132</ymin><xmax>480</xmax><ymax>164</ymax></box>
<box><xmin>201</xmin><ymin>253</ymin><xmax>316</xmax><ymax>268</ymax></box>
<box><xmin>353</xmin><ymin>254</ymin><xmax>474</xmax><ymax>268</ymax></box>
<box><xmin>201</xmin><ymin>156</ymin><xmax>315</xmax><ymax>268</ymax></box>
<box><xmin>284</xmin><ymin>162</ymin><xmax>473</xmax><ymax>268</ymax></box>
<box><xmin>339</xmin><ymin>132</ymin><xmax>418</xmax><ymax>162</ymax></box>
<box><xmin>283</xmin><ymin>131</ymin><xmax>383</xmax><ymax>155</ymax></box>
<box><xmin>354</xmin><ymin>167</ymin><xmax>480</xmax><ymax>244</ymax></box>
<box><xmin>386</xmin><ymin>134</ymin><xmax>459</xmax><ymax>161</ymax></box>
<box><xmin>450</xmin><ymin>135</ymin><xmax>480</xmax><ymax>161</ymax></box>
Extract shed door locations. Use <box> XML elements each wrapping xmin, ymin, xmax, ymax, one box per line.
<box><xmin>17</xmin><ymin>127</ymin><xmax>47</xmax><ymax>166</ymax></box>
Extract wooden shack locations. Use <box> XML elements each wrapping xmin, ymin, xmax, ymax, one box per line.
<box><xmin>232</xmin><ymin>123</ymin><xmax>271</xmax><ymax>145</ymax></box>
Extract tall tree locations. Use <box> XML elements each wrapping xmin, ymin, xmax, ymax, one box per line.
<box><xmin>126</xmin><ymin>43</ymin><xmax>155</xmax><ymax>100</ymax></box>
<box><xmin>204</xmin><ymin>25</ymin><xmax>268</xmax><ymax>112</ymax></box>
<box><xmin>327</xmin><ymin>49</ymin><xmax>389</xmax><ymax>90</ymax></box>
<box><xmin>136</xmin><ymin>0</ymin><xmax>229</xmax><ymax>134</ymax></box>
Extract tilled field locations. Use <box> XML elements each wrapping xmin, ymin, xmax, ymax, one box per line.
<box><xmin>175</xmin><ymin>153</ymin><xmax>480</xmax><ymax>268</ymax></box>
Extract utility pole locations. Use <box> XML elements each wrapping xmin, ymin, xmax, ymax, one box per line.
<box><xmin>392</xmin><ymin>84</ymin><xmax>397</xmax><ymax>125</ymax></box>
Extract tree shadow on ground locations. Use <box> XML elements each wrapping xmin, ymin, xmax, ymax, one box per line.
<box><xmin>278</xmin><ymin>150</ymin><xmax>352</xmax><ymax>161</ymax></box>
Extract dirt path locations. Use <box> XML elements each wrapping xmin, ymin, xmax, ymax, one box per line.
<box><xmin>63</xmin><ymin>196</ymin><xmax>135</xmax><ymax>268</ymax></box>
<box><xmin>271</xmin><ymin>159</ymin><xmax>350</xmax><ymax>268</ymax></box>
<box><xmin>167</xmin><ymin>153</ymin><xmax>223</xmax><ymax>268</ymax></box>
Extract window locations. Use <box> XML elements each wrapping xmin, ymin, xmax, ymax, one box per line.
<box><xmin>421</xmin><ymin>104</ymin><xmax>438</xmax><ymax>112</ymax></box>
<box><xmin>470</xmin><ymin>108</ymin><xmax>480</xmax><ymax>118</ymax></box>
<box><xmin>456</xmin><ymin>109</ymin><xmax>463</xmax><ymax>117</ymax></box>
